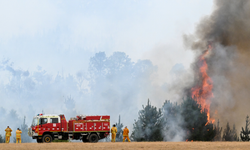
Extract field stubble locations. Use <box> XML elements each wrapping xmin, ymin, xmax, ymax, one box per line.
<box><xmin>0</xmin><ymin>142</ymin><xmax>250</xmax><ymax>150</ymax></box>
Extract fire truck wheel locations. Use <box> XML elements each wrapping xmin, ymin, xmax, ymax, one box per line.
<box><xmin>82</xmin><ymin>137</ymin><xmax>89</xmax><ymax>143</ymax></box>
<box><xmin>37</xmin><ymin>138</ymin><xmax>43</xmax><ymax>143</ymax></box>
<box><xmin>88</xmin><ymin>134</ymin><xmax>99</xmax><ymax>143</ymax></box>
<box><xmin>43</xmin><ymin>134</ymin><xmax>53</xmax><ymax>143</ymax></box>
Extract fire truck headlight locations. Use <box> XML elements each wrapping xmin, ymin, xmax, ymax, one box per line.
<box><xmin>35</xmin><ymin>128</ymin><xmax>38</xmax><ymax>133</ymax></box>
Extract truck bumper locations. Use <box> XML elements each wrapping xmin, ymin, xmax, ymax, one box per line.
<box><xmin>28</xmin><ymin>129</ymin><xmax>38</xmax><ymax>137</ymax></box>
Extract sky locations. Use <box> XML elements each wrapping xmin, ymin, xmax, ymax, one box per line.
<box><xmin>0</xmin><ymin>0</ymin><xmax>214</xmax><ymax>135</ymax></box>
<box><xmin>0</xmin><ymin>0</ymin><xmax>213</xmax><ymax>77</ymax></box>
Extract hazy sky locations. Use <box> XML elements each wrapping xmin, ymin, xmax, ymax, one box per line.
<box><xmin>0</xmin><ymin>0</ymin><xmax>216</xmax><ymax>131</ymax></box>
<box><xmin>0</xmin><ymin>0</ymin><xmax>213</xmax><ymax>81</ymax></box>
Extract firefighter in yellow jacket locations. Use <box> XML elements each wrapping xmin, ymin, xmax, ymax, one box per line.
<box><xmin>111</xmin><ymin>124</ymin><xmax>117</xmax><ymax>142</ymax></box>
<box><xmin>16</xmin><ymin>128</ymin><xmax>22</xmax><ymax>143</ymax></box>
<box><xmin>123</xmin><ymin>126</ymin><xmax>130</xmax><ymax>142</ymax></box>
<box><xmin>5</xmin><ymin>126</ymin><xmax>12</xmax><ymax>143</ymax></box>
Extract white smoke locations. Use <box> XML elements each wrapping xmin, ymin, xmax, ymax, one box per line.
<box><xmin>0</xmin><ymin>52</ymin><xmax>163</xmax><ymax>141</ymax></box>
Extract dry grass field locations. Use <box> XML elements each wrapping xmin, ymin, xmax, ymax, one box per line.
<box><xmin>0</xmin><ymin>142</ymin><xmax>250</xmax><ymax>150</ymax></box>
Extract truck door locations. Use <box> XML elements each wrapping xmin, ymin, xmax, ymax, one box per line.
<box><xmin>39</xmin><ymin>118</ymin><xmax>49</xmax><ymax>135</ymax></box>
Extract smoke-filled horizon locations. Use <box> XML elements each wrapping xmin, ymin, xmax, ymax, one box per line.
<box><xmin>184</xmin><ymin>0</ymin><xmax>250</xmax><ymax>134</ymax></box>
<box><xmin>2</xmin><ymin>0</ymin><xmax>250</xmax><ymax>142</ymax></box>
<box><xmin>0</xmin><ymin>51</ymin><xmax>181</xmax><ymax>140</ymax></box>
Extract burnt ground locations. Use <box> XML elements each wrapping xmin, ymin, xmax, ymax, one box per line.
<box><xmin>0</xmin><ymin>142</ymin><xmax>250</xmax><ymax>150</ymax></box>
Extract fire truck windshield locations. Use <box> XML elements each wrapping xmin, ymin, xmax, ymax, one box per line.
<box><xmin>32</xmin><ymin>118</ymin><xmax>38</xmax><ymax>126</ymax></box>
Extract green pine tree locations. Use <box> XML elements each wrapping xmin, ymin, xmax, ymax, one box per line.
<box><xmin>0</xmin><ymin>134</ymin><xmax>4</xmax><ymax>143</ymax></box>
<box><xmin>20</xmin><ymin>116</ymin><xmax>32</xmax><ymax>143</ymax></box>
<box><xmin>240</xmin><ymin>115</ymin><xmax>250</xmax><ymax>141</ymax></box>
<box><xmin>232</xmin><ymin>124</ymin><xmax>238</xmax><ymax>141</ymax></box>
<box><xmin>115</xmin><ymin>115</ymin><xmax>124</xmax><ymax>142</ymax></box>
<box><xmin>131</xmin><ymin>99</ymin><xmax>163</xmax><ymax>141</ymax></box>
<box><xmin>213</xmin><ymin>119</ymin><xmax>222</xmax><ymax>141</ymax></box>
<box><xmin>223</xmin><ymin>122</ymin><xmax>233</xmax><ymax>141</ymax></box>
<box><xmin>13</xmin><ymin>137</ymin><xmax>16</xmax><ymax>143</ymax></box>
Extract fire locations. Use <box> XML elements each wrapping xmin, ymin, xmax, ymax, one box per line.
<box><xmin>186</xmin><ymin>139</ymin><xmax>194</xmax><ymax>142</ymax></box>
<box><xmin>191</xmin><ymin>45</ymin><xmax>214</xmax><ymax>123</ymax></box>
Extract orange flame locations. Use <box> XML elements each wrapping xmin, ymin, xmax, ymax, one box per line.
<box><xmin>191</xmin><ymin>45</ymin><xmax>214</xmax><ymax>123</ymax></box>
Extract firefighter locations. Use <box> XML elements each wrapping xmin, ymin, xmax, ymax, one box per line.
<box><xmin>111</xmin><ymin>124</ymin><xmax>117</xmax><ymax>142</ymax></box>
<box><xmin>123</xmin><ymin>126</ymin><xmax>130</xmax><ymax>142</ymax></box>
<box><xmin>16</xmin><ymin>128</ymin><xmax>22</xmax><ymax>143</ymax></box>
<box><xmin>5</xmin><ymin>126</ymin><xmax>12</xmax><ymax>143</ymax></box>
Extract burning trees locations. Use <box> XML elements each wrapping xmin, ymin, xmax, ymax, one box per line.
<box><xmin>184</xmin><ymin>0</ymin><xmax>250</xmax><ymax>137</ymax></box>
<box><xmin>240</xmin><ymin>115</ymin><xmax>250</xmax><ymax>141</ymax></box>
<box><xmin>161</xmin><ymin>97</ymin><xmax>216</xmax><ymax>141</ymax></box>
<box><xmin>191</xmin><ymin>45</ymin><xmax>214</xmax><ymax>123</ymax></box>
<box><xmin>161</xmin><ymin>98</ymin><xmax>215</xmax><ymax>141</ymax></box>
<box><xmin>181</xmin><ymin>97</ymin><xmax>215</xmax><ymax>141</ymax></box>
<box><xmin>132</xmin><ymin>98</ymin><xmax>216</xmax><ymax>141</ymax></box>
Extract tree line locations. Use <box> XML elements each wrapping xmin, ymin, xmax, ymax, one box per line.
<box><xmin>0</xmin><ymin>98</ymin><xmax>241</xmax><ymax>143</ymax></box>
<box><xmin>115</xmin><ymin>97</ymin><xmax>240</xmax><ymax>141</ymax></box>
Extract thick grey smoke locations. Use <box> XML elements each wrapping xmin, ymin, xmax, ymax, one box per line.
<box><xmin>162</xmin><ymin>100</ymin><xmax>185</xmax><ymax>141</ymax></box>
<box><xmin>184</xmin><ymin>0</ymin><xmax>250</xmax><ymax>132</ymax></box>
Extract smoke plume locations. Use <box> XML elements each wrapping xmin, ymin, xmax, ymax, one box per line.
<box><xmin>184</xmin><ymin>0</ymin><xmax>250</xmax><ymax>130</ymax></box>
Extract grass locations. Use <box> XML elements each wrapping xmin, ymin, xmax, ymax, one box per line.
<box><xmin>52</xmin><ymin>139</ymin><xmax>70</xmax><ymax>142</ymax></box>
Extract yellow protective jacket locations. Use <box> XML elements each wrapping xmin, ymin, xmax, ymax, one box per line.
<box><xmin>16</xmin><ymin>130</ymin><xmax>22</xmax><ymax>138</ymax></box>
<box><xmin>5</xmin><ymin>128</ymin><xmax>12</xmax><ymax>137</ymax></box>
<box><xmin>111</xmin><ymin>127</ymin><xmax>117</xmax><ymax>134</ymax></box>
<box><xmin>123</xmin><ymin>128</ymin><xmax>129</xmax><ymax>136</ymax></box>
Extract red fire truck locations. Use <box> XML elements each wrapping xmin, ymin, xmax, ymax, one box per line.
<box><xmin>28</xmin><ymin>114</ymin><xmax>110</xmax><ymax>143</ymax></box>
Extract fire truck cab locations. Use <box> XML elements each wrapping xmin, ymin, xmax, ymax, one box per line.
<box><xmin>28</xmin><ymin>114</ymin><xmax>110</xmax><ymax>143</ymax></box>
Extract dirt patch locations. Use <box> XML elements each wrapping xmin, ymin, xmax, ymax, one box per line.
<box><xmin>0</xmin><ymin>142</ymin><xmax>250</xmax><ymax>150</ymax></box>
